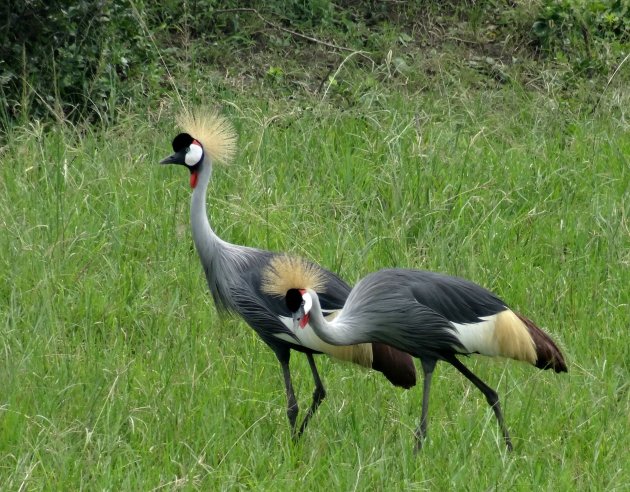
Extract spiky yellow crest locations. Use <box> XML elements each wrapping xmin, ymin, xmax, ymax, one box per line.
<box><xmin>176</xmin><ymin>109</ymin><xmax>237</xmax><ymax>165</ymax></box>
<box><xmin>261</xmin><ymin>255</ymin><xmax>327</xmax><ymax>297</ymax></box>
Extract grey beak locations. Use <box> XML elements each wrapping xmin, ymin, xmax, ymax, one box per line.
<box><xmin>159</xmin><ymin>149</ymin><xmax>186</xmax><ymax>165</ymax></box>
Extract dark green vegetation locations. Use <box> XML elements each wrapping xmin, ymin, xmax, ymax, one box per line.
<box><xmin>2</xmin><ymin>0</ymin><xmax>629</xmax><ymax>122</ymax></box>
<box><xmin>1</xmin><ymin>1</ymin><xmax>629</xmax><ymax>489</ymax></box>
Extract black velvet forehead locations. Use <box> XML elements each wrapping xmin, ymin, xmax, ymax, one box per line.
<box><xmin>172</xmin><ymin>133</ymin><xmax>194</xmax><ymax>152</ymax></box>
<box><xmin>285</xmin><ymin>289</ymin><xmax>303</xmax><ymax>313</ymax></box>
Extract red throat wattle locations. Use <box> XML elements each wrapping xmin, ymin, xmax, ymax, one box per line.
<box><xmin>298</xmin><ymin>289</ymin><xmax>309</xmax><ymax>328</ymax></box>
<box><xmin>190</xmin><ymin>172</ymin><xmax>198</xmax><ymax>188</ymax></box>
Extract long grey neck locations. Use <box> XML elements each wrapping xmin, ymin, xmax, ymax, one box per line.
<box><xmin>188</xmin><ymin>156</ymin><xmax>243</xmax><ymax>313</ymax></box>
<box><xmin>307</xmin><ymin>289</ymin><xmax>359</xmax><ymax>346</ymax></box>
<box><xmin>190</xmin><ymin>157</ymin><xmax>224</xmax><ymax>266</ymax></box>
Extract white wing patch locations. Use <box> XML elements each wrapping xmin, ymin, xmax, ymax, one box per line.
<box><xmin>453</xmin><ymin>315</ymin><xmax>501</xmax><ymax>356</ymax></box>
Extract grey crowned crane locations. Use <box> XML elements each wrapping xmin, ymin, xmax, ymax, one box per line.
<box><xmin>261</xmin><ymin>256</ymin><xmax>568</xmax><ymax>450</ymax></box>
<box><xmin>158</xmin><ymin>110</ymin><xmax>416</xmax><ymax>438</ymax></box>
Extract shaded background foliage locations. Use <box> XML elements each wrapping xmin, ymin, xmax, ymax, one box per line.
<box><xmin>0</xmin><ymin>0</ymin><xmax>628</xmax><ymax>124</ymax></box>
<box><xmin>0</xmin><ymin>0</ymin><xmax>167</xmax><ymax>122</ymax></box>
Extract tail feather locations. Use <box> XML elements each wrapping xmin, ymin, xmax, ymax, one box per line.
<box><xmin>515</xmin><ymin>312</ymin><xmax>568</xmax><ymax>373</ymax></box>
<box><xmin>371</xmin><ymin>343</ymin><xmax>417</xmax><ymax>389</ymax></box>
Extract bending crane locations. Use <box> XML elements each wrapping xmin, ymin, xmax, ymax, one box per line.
<box><xmin>262</xmin><ymin>255</ymin><xmax>567</xmax><ymax>450</ymax></box>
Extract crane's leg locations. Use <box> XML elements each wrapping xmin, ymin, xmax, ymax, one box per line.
<box><xmin>278</xmin><ymin>353</ymin><xmax>299</xmax><ymax>438</ymax></box>
<box><xmin>445</xmin><ymin>355</ymin><xmax>513</xmax><ymax>451</ymax></box>
<box><xmin>297</xmin><ymin>353</ymin><xmax>327</xmax><ymax>437</ymax></box>
<box><xmin>414</xmin><ymin>357</ymin><xmax>437</xmax><ymax>453</ymax></box>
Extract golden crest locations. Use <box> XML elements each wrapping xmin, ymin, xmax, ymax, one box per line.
<box><xmin>177</xmin><ymin>108</ymin><xmax>237</xmax><ymax>165</ymax></box>
<box><xmin>261</xmin><ymin>255</ymin><xmax>327</xmax><ymax>297</ymax></box>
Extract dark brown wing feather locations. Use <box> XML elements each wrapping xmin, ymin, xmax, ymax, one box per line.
<box><xmin>515</xmin><ymin>312</ymin><xmax>568</xmax><ymax>373</ymax></box>
<box><xmin>371</xmin><ymin>343</ymin><xmax>417</xmax><ymax>388</ymax></box>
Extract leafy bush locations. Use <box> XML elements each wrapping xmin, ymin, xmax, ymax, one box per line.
<box><xmin>1</xmin><ymin>0</ymin><xmax>628</xmax><ymax>125</ymax></box>
<box><xmin>0</xmin><ymin>0</ymin><xmax>257</xmax><ymax>124</ymax></box>
<box><xmin>0</xmin><ymin>0</ymin><xmax>169</xmax><ymax>123</ymax></box>
<box><xmin>533</xmin><ymin>0</ymin><xmax>629</xmax><ymax>74</ymax></box>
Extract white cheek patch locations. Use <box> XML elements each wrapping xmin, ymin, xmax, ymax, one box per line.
<box><xmin>302</xmin><ymin>293</ymin><xmax>313</xmax><ymax>315</ymax></box>
<box><xmin>185</xmin><ymin>143</ymin><xmax>203</xmax><ymax>166</ymax></box>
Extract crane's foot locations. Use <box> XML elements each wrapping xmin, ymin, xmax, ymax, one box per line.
<box><xmin>413</xmin><ymin>428</ymin><xmax>426</xmax><ymax>454</ymax></box>
<box><xmin>413</xmin><ymin>441</ymin><xmax>423</xmax><ymax>454</ymax></box>
<box><xmin>296</xmin><ymin>386</ymin><xmax>326</xmax><ymax>438</ymax></box>
<box><xmin>503</xmin><ymin>433</ymin><xmax>514</xmax><ymax>452</ymax></box>
<box><xmin>287</xmin><ymin>404</ymin><xmax>299</xmax><ymax>440</ymax></box>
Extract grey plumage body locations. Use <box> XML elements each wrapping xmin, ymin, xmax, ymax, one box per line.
<box><xmin>321</xmin><ymin>269</ymin><xmax>503</xmax><ymax>358</ymax></box>
<box><xmin>297</xmin><ymin>269</ymin><xmax>507</xmax><ymax>360</ymax></box>
<box><xmin>276</xmin><ymin>263</ymin><xmax>568</xmax><ymax>451</ymax></box>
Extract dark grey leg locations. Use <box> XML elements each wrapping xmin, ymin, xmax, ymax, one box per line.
<box><xmin>297</xmin><ymin>353</ymin><xmax>327</xmax><ymax>437</ymax></box>
<box><xmin>414</xmin><ymin>357</ymin><xmax>437</xmax><ymax>453</ymax></box>
<box><xmin>445</xmin><ymin>354</ymin><xmax>513</xmax><ymax>451</ymax></box>
<box><xmin>279</xmin><ymin>356</ymin><xmax>299</xmax><ymax>438</ymax></box>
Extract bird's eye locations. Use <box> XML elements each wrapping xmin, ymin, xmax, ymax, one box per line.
<box><xmin>185</xmin><ymin>147</ymin><xmax>190</xmax><ymax>153</ymax></box>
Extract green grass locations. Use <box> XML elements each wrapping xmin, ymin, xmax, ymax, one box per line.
<box><xmin>1</xmin><ymin>83</ymin><xmax>628</xmax><ymax>490</ymax></box>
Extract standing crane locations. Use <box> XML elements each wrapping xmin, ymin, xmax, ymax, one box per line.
<box><xmin>158</xmin><ymin>110</ymin><xmax>416</xmax><ymax>438</ymax></box>
<box><xmin>261</xmin><ymin>255</ymin><xmax>567</xmax><ymax>450</ymax></box>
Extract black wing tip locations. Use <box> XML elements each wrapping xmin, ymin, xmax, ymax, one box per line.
<box><xmin>536</xmin><ymin>358</ymin><xmax>568</xmax><ymax>373</ymax></box>
<box><xmin>515</xmin><ymin>312</ymin><xmax>568</xmax><ymax>374</ymax></box>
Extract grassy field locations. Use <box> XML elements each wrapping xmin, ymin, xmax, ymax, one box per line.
<box><xmin>1</xmin><ymin>79</ymin><xmax>628</xmax><ymax>489</ymax></box>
